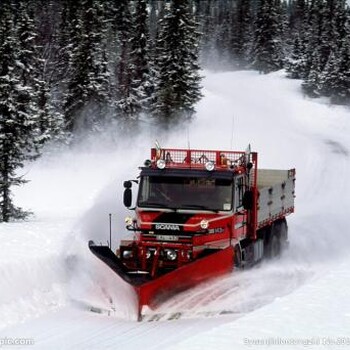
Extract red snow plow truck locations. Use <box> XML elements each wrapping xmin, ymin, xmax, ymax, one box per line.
<box><xmin>89</xmin><ymin>145</ymin><xmax>295</xmax><ymax>320</ymax></box>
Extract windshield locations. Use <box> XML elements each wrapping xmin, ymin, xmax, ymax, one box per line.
<box><xmin>138</xmin><ymin>175</ymin><xmax>233</xmax><ymax>211</ymax></box>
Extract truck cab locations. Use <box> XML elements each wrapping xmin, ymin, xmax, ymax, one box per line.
<box><xmin>119</xmin><ymin>147</ymin><xmax>259</xmax><ymax>276</ymax></box>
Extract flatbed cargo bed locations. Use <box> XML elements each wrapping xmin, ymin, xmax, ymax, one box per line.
<box><xmin>257</xmin><ymin>169</ymin><xmax>295</xmax><ymax>228</ymax></box>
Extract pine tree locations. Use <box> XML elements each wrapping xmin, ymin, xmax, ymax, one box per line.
<box><xmin>63</xmin><ymin>0</ymin><xmax>112</xmax><ymax>134</ymax></box>
<box><xmin>32</xmin><ymin>0</ymin><xmax>65</xmax><ymax>139</ymax></box>
<box><xmin>316</xmin><ymin>0</ymin><xmax>348</xmax><ymax>100</ymax></box>
<box><xmin>252</xmin><ymin>0</ymin><xmax>285</xmax><ymax>73</ymax></box>
<box><xmin>329</xmin><ymin>26</ymin><xmax>350</xmax><ymax>104</ymax></box>
<box><xmin>288</xmin><ymin>0</ymin><xmax>307</xmax><ymax>34</ymax></box>
<box><xmin>231</xmin><ymin>0</ymin><xmax>254</xmax><ymax>68</ymax></box>
<box><xmin>58</xmin><ymin>0</ymin><xmax>81</xmax><ymax>80</ymax></box>
<box><xmin>0</xmin><ymin>1</ymin><xmax>42</xmax><ymax>221</ymax></box>
<box><xmin>59</xmin><ymin>0</ymin><xmax>83</xmax><ymax>133</ymax></box>
<box><xmin>279</xmin><ymin>0</ymin><xmax>290</xmax><ymax>54</ymax></box>
<box><xmin>285</xmin><ymin>34</ymin><xmax>309</xmax><ymax>79</ymax></box>
<box><xmin>112</xmin><ymin>0</ymin><xmax>133</xmax><ymax>117</ymax></box>
<box><xmin>32</xmin><ymin>0</ymin><xmax>62</xmax><ymax>85</ymax></box>
<box><xmin>215</xmin><ymin>0</ymin><xmax>234</xmax><ymax>68</ymax></box>
<box><xmin>302</xmin><ymin>52</ymin><xmax>322</xmax><ymax>97</ymax></box>
<box><xmin>283</xmin><ymin>0</ymin><xmax>314</xmax><ymax>84</ymax></box>
<box><xmin>197</xmin><ymin>0</ymin><xmax>217</xmax><ymax>67</ymax></box>
<box><xmin>198</xmin><ymin>0</ymin><xmax>231</xmax><ymax>69</ymax></box>
<box><xmin>318</xmin><ymin>0</ymin><xmax>339</xmax><ymax>69</ymax></box>
<box><xmin>148</xmin><ymin>0</ymin><xmax>161</xmax><ymax>55</ymax></box>
<box><xmin>318</xmin><ymin>51</ymin><xmax>339</xmax><ymax>97</ymax></box>
<box><xmin>297</xmin><ymin>0</ymin><xmax>349</xmax><ymax>100</ymax></box>
<box><xmin>17</xmin><ymin>1</ymin><xmax>62</xmax><ymax>143</ymax></box>
<box><xmin>128</xmin><ymin>0</ymin><xmax>153</xmax><ymax>116</ymax></box>
<box><xmin>153</xmin><ymin>0</ymin><xmax>202</xmax><ymax>124</ymax></box>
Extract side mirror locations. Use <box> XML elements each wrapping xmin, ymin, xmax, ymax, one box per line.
<box><xmin>123</xmin><ymin>180</ymin><xmax>138</xmax><ymax>208</ymax></box>
<box><xmin>124</xmin><ymin>180</ymin><xmax>132</xmax><ymax>189</ymax></box>
<box><xmin>242</xmin><ymin>190</ymin><xmax>253</xmax><ymax>210</ymax></box>
<box><xmin>124</xmin><ymin>188</ymin><xmax>132</xmax><ymax>208</ymax></box>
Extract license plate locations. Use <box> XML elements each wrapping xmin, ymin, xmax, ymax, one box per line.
<box><xmin>156</xmin><ymin>235</ymin><xmax>179</xmax><ymax>241</ymax></box>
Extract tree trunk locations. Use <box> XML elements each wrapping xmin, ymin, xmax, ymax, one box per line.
<box><xmin>1</xmin><ymin>156</ymin><xmax>10</xmax><ymax>222</ymax></box>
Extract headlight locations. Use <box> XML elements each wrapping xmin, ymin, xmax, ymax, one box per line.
<box><xmin>200</xmin><ymin>219</ymin><xmax>209</xmax><ymax>229</ymax></box>
<box><xmin>205</xmin><ymin>161</ymin><xmax>215</xmax><ymax>171</ymax></box>
<box><xmin>125</xmin><ymin>216</ymin><xmax>133</xmax><ymax>225</ymax></box>
<box><xmin>122</xmin><ymin>250</ymin><xmax>133</xmax><ymax>259</ymax></box>
<box><xmin>146</xmin><ymin>249</ymin><xmax>152</xmax><ymax>259</ymax></box>
<box><xmin>156</xmin><ymin>159</ymin><xmax>166</xmax><ymax>169</ymax></box>
<box><xmin>165</xmin><ymin>249</ymin><xmax>177</xmax><ymax>261</ymax></box>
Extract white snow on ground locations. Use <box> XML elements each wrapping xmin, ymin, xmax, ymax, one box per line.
<box><xmin>1</xmin><ymin>69</ymin><xmax>350</xmax><ymax>349</ymax></box>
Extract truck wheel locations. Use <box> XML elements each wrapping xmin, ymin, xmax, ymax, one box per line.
<box><xmin>278</xmin><ymin>219</ymin><xmax>288</xmax><ymax>251</ymax></box>
<box><xmin>265</xmin><ymin>219</ymin><xmax>288</xmax><ymax>259</ymax></box>
<box><xmin>268</xmin><ymin>233</ymin><xmax>281</xmax><ymax>259</ymax></box>
<box><xmin>234</xmin><ymin>245</ymin><xmax>242</xmax><ymax>268</ymax></box>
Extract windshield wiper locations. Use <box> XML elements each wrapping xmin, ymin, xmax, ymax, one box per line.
<box><xmin>178</xmin><ymin>204</ymin><xmax>218</xmax><ymax>212</ymax></box>
<box><xmin>139</xmin><ymin>202</ymin><xmax>220</xmax><ymax>212</ymax></box>
<box><xmin>138</xmin><ymin>202</ymin><xmax>177</xmax><ymax>211</ymax></box>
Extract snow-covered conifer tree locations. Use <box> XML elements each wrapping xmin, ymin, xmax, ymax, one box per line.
<box><xmin>252</xmin><ymin>0</ymin><xmax>284</xmax><ymax>73</ymax></box>
<box><xmin>128</xmin><ymin>0</ymin><xmax>153</xmax><ymax>116</ymax></box>
<box><xmin>302</xmin><ymin>53</ymin><xmax>322</xmax><ymax>97</ymax></box>
<box><xmin>231</xmin><ymin>0</ymin><xmax>254</xmax><ymax>68</ymax></box>
<box><xmin>112</xmin><ymin>0</ymin><xmax>133</xmax><ymax>117</ymax></box>
<box><xmin>285</xmin><ymin>35</ymin><xmax>309</xmax><ymax>79</ymax></box>
<box><xmin>0</xmin><ymin>2</ymin><xmax>43</xmax><ymax>221</ymax></box>
<box><xmin>298</xmin><ymin>0</ymin><xmax>349</xmax><ymax>100</ymax></box>
<box><xmin>329</xmin><ymin>27</ymin><xmax>350</xmax><ymax>104</ymax></box>
<box><xmin>63</xmin><ymin>0</ymin><xmax>111</xmax><ymax>134</ymax></box>
<box><xmin>153</xmin><ymin>0</ymin><xmax>202</xmax><ymax>124</ymax></box>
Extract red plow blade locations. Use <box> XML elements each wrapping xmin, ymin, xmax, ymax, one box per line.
<box><xmin>89</xmin><ymin>241</ymin><xmax>234</xmax><ymax>320</ymax></box>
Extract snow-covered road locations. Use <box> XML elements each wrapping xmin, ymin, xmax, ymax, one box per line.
<box><xmin>1</xmin><ymin>70</ymin><xmax>350</xmax><ymax>349</ymax></box>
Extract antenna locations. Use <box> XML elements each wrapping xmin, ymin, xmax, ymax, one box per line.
<box><xmin>109</xmin><ymin>213</ymin><xmax>112</xmax><ymax>250</ymax></box>
<box><xmin>187</xmin><ymin>126</ymin><xmax>190</xmax><ymax>149</ymax></box>
<box><xmin>155</xmin><ymin>139</ymin><xmax>161</xmax><ymax>150</ymax></box>
<box><xmin>230</xmin><ymin>115</ymin><xmax>235</xmax><ymax>150</ymax></box>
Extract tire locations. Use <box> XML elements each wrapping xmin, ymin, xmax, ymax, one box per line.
<box><xmin>265</xmin><ymin>219</ymin><xmax>288</xmax><ymax>259</ymax></box>
<box><xmin>234</xmin><ymin>244</ymin><xmax>242</xmax><ymax>268</ymax></box>
<box><xmin>268</xmin><ymin>233</ymin><xmax>281</xmax><ymax>259</ymax></box>
<box><xmin>278</xmin><ymin>219</ymin><xmax>289</xmax><ymax>251</ymax></box>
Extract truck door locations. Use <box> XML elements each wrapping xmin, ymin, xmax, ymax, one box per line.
<box><xmin>234</xmin><ymin>175</ymin><xmax>248</xmax><ymax>236</ymax></box>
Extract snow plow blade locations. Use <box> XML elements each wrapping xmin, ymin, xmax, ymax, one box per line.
<box><xmin>89</xmin><ymin>240</ymin><xmax>234</xmax><ymax>320</ymax></box>
<box><xmin>88</xmin><ymin>240</ymin><xmax>150</xmax><ymax>286</ymax></box>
